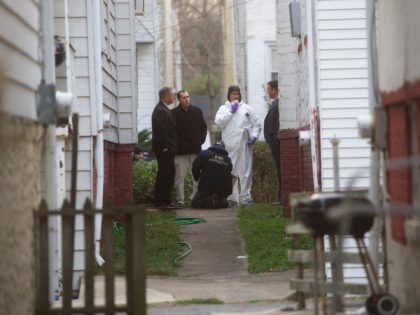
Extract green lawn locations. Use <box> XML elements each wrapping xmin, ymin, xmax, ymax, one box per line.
<box><xmin>238</xmin><ymin>203</ymin><xmax>313</xmax><ymax>273</ymax></box>
<box><xmin>107</xmin><ymin>210</ymin><xmax>182</xmax><ymax>276</ymax></box>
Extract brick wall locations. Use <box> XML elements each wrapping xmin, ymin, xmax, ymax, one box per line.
<box><xmin>383</xmin><ymin>81</ymin><xmax>420</xmax><ymax>244</ymax></box>
<box><xmin>103</xmin><ymin>142</ymin><xmax>134</xmax><ymax>207</ymax></box>
<box><xmin>279</xmin><ymin>126</ymin><xmax>315</xmax><ymax>217</ymax></box>
<box><xmin>386</xmin><ymin>105</ymin><xmax>411</xmax><ymax>244</ymax></box>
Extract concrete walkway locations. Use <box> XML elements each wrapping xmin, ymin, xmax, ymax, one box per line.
<box><xmin>76</xmin><ymin>206</ymin><xmax>316</xmax><ymax>314</ymax></box>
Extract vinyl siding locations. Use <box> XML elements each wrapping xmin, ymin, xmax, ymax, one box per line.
<box><xmin>317</xmin><ymin>0</ymin><xmax>371</xmax><ymax>192</ymax></box>
<box><xmin>102</xmin><ymin>0</ymin><xmax>119</xmax><ymax>143</ymax></box>
<box><xmin>0</xmin><ymin>0</ymin><xmax>41</xmax><ymax>120</ymax></box>
<box><xmin>316</xmin><ymin>0</ymin><xmax>374</xmax><ymax>286</ymax></box>
<box><xmin>136</xmin><ymin>43</ymin><xmax>157</xmax><ymax>131</ymax></box>
<box><xmin>116</xmin><ymin>0</ymin><xmax>137</xmax><ymax>144</ymax></box>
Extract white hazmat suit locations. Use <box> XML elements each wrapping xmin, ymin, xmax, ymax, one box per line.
<box><xmin>214</xmin><ymin>98</ymin><xmax>261</xmax><ymax>205</ymax></box>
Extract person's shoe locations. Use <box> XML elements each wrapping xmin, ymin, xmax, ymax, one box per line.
<box><xmin>271</xmin><ymin>199</ymin><xmax>283</xmax><ymax>205</ymax></box>
<box><xmin>239</xmin><ymin>200</ymin><xmax>253</xmax><ymax>207</ymax></box>
<box><xmin>210</xmin><ymin>194</ymin><xmax>220</xmax><ymax>209</ymax></box>
<box><xmin>228</xmin><ymin>200</ymin><xmax>239</xmax><ymax>208</ymax></box>
<box><xmin>154</xmin><ymin>202</ymin><xmax>176</xmax><ymax>210</ymax></box>
<box><xmin>175</xmin><ymin>201</ymin><xmax>185</xmax><ymax>209</ymax></box>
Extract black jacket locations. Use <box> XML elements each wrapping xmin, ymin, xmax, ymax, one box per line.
<box><xmin>151</xmin><ymin>101</ymin><xmax>177</xmax><ymax>155</ymax></box>
<box><xmin>264</xmin><ymin>98</ymin><xmax>279</xmax><ymax>146</ymax></box>
<box><xmin>171</xmin><ymin>104</ymin><xmax>207</xmax><ymax>155</ymax></box>
<box><xmin>192</xmin><ymin>143</ymin><xmax>233</xmax><ymax>195</ymax></box>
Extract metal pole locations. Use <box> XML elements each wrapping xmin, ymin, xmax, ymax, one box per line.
<box><xmin>367</xmin><ymin>0</ymin><xmax>380</xmax><ymax>271</ymax></box>
<box><xmin>331</xmin><ymin>137</ymin><xmax>340</xmax><ymax>192</ymax></box>
<box><xmin>41</xmin><ymin>0</ymin><xmax>59</xmax><ymax>302</ymax></box>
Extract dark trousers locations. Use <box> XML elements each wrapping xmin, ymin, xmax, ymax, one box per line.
<box><xmin>270</xmin><ymin>141</ymin><xmax>281</xmax><ymax>199</ymax></box>
<box><xmin>154</xmin><ymin>152</ymin><xmax>175</xmax><ymax>205</ymax></box>
<box><xmin>191</xmin><ymin>191</ymin><xmax>229</xmax><ymax>209</ymax></box>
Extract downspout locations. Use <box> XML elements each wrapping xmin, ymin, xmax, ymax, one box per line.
<box><xmin>306</xmin><ymin>0</ymin><xmax>320</xmax><ymax>192</ymax></box>
<box><xmin>367</xmin><ymin>0</ymin><xmax>381</xmax><ymax>271</ymax></box>
<box><xmin>93</xmin><ymin>0</ymin><xmax>105</xmax><ymax>266</ymax></box>
<box><xmin>41</xmin><ymin>0</ymin><xmax>59</xmax><ymax>301</ymax></box>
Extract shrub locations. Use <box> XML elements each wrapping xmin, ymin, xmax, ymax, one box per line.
<box><xmin>132</xmin><ymin>160</ymin><xmax>194</xmax><ymax>206</ymax></box>
<box><xmin>251</xmin><ymin>141</ymin><xmax>278</xmax><ymax>203</ymax></box>
<box><xmin>133</xmin><ymin>160</ymin><xmax>158</xmax><ymax>204</ymax></box>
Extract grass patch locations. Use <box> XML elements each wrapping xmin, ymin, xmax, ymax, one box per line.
<box><xmin>175</xmin><ymin>298</ymin><xmax>223</xmax><ymax>305</ymax></box>
<box><xmin>101</xmin><ymin>211</ymin><xmax>181</xmax><ymax>276</ymax></box>
<box><xmin>238</xmin><ymin>203</ymin><xmax>313</xmax><ymax>273</ymax></box>
<box><xmin>145</xmin><ymin>211</ymin><xmax>182</xmax><ymax>275</ymax></box>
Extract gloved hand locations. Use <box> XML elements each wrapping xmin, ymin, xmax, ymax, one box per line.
<box><xmin>248</xmin><ymin>136</ymin><xmax>256</xmax><ymax>145</ymax></box>
<box><xmin>230</xmin><ymin>101</ymin><xmax>239</xmax><ymax>113</ymax></box>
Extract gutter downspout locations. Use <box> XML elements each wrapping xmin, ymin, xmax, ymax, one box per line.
<box><xmin>93</xmin><ymin>0</ymin><xmax>105</xmax><ymax>266</ymax></box>
<box><xmin>41</xmin><ymin>0</ymin><xmax>59</xmax><ymax>301</ymax></box>
<box><xmin>367</xmin><ymin>0</ymin><xmax>381</xmax><ymax>271</ymax></box>
<box><xmin>307</xmin><ymin>0</ymin><xmax>320</xmax><ymax>192</ymax></box>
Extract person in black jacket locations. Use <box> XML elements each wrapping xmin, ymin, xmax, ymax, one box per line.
<box><xmin>172</xmin><ymin>90</ymin><xmax>207</xmax><ymax>207</ymax></box>
<box><xmin>151</xmin><ymin>87</ymin><xmax>177</xmax><ymax>208</ymax></box>
<box><xmin>191</xmin><ymin>141</ymin><xmax>233</xmax><ymax>209</ymax></box>
<box><xmin>263</xmin><ymin>80</ymin><xmax>281</xmax><ymax>203</ymax></box>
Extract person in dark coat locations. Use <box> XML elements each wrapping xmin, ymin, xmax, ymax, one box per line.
<box><xmin>172</xmin><ymin>90</ymin><xmax>207</xmax><ymax>207</ymax></box>
<box><xmin>191</xmin><ymin>141</ymin><xmax>233</xmax><ymax>209</ymax></box>
<box><xmin>151</xmin><ymin>87</ymin><xmax>177</xmax><ymax>208</ymax></box>
<box><xmin>263</xmin><ymin>80</ymin><xmax>281</xmax><ymax>203</ymax></box>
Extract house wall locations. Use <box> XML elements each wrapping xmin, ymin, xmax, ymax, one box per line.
<box><xmin>233</xmin><ymin>0</ymin><xmax>247</xmax><ymax>99</ymax></box>
<box><xmin>244</xmin><ymin>0</ymin><xmax>277</xmax><ymax>123</ymax></box>
<box><xmin>135</xmin><ymin>0</ymin><xmax>159</xmax><ymax>132</ymax></box>
<box><xmin>317</xmin><ymin>0</ymin><xmax>371</xmax><ymax>192</ymax></box>
<box><xmin>101</xmin><ymin>0</ymin><xmax>119</xmax><ymax>143</ymax></box>
<box><xmin>0</xmin><ymin>1</ymin><xmax>41</xmax><ymax>120</ymax></box>
<box><xmin>378</xmin><ymin>1</ymin><xmax>420</xmax><ymax>312</ymax></box>
<box><xmin>116</xmin><ymin>0</ymin><xmax>138</xmax><ymax>144</ymax></box>
<box><xmin>0</xmin><ymin>2</ymin><xmax>42</xmax><ymax>313</ymax></box>
<box><xmin>276</xmin><ymin>0</ymin><xmax>299</xmax><ymax>130</ymax></box>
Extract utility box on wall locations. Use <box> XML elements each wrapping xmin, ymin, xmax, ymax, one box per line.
<box><xmin>289</xmin><ymin>1</ymin><xmax>301</xmax><ymax>38</ymax></box>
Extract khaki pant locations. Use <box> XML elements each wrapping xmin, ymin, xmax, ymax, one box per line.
<box><xmin>174</xmin><ymin>154</ymin><xmax>198</xmax><ymax>204</ymax></box>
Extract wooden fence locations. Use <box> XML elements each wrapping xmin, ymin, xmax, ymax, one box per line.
<box><xmin>35</xmin><ymin>199</ymin><xmax>146</xmax><ymax>315</ymax></box>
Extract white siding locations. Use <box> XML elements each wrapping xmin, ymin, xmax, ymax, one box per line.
<box><xmin>116</xmin><ymin>0</ymin><xmax>137</xmax><ymax>144</ymax></box>
<box><xmin>245</xmin><ymin>0</ymin><xmax>277</xmax><ymax>123</ymax></box>
<box><xmin>0</xmin><ymin>1</ymin><xmax>41</xmax><ymax>120</ymax></box>
<box><xmin>317</xmin><ymin>0</ymin><xmax>371</xmax><ymax>193</ymax></box>
<box><xmin>136</xmin><ymin>43</ymin><xmax>157</xmax><ymax>131</ymax></box>
<box><xmin>55</xmin><ymin>0</ymin><xmax>94</xmax><ymax>290</ymax></box>
<box><xmin>135</xmin><ymin>0</ymin><xmax>159</xmax><ymax>132</ymax></box>
<box><xmin>102</xmin><ymin>0</ymin><xmax>119</xmax><ymax>143</ymax></box>
<box><xmin>316</xmin><ymin>0</ymin><xmax>374</xmax><ymax>286</ymax></box>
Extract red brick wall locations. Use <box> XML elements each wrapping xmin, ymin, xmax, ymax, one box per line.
<box><xmin>279</xmin><ymin>127</ymin><xmax>316</xmax><ymax>217</ymax></box>
<box><xmin>386</xmin><ymin>105</ymin><xmax>411</xmax><ymax>244</ymax></box>
<box><xmin>102</xmin><ymin>141</ymin><xmax>134</xmax><ymax>207</ymax></box>
<box><xmin>114</xmin><ymin>144</ymin><xmax>134</xmax><ymax>206</ymax></box>
<box><xmin>382</xmin><ymin>80</ymin><xmax>420</xmax><ymax>244</ymax></box>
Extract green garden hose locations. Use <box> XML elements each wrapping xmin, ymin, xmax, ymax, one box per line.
<box><xmin>173</xmin><ymin>217</ymin><xmax>206</xmax><ymax>262</ymax></box>
<box><xmin>113</xmin><ymin>217</ymin><xmax>206</xmax><ymax>263</ymax></box>
<box><xmin>173</xmin><ymin>217</ymin><xmax>207</xmax><ymax>225</ymax></box>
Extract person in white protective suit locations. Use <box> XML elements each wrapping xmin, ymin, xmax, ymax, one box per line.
<box><xmin>214</xmin><ymin>85</ymin><xmax>261</xmax><ymax>206</ymax></box>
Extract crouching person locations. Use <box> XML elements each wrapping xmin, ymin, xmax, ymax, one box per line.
<box><xmin>191</xmin><ymin>141</ymin><xmax>233</xmax><ymax>209</ymax></box>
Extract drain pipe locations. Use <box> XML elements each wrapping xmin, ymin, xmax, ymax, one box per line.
<box><xmin>93</xmin><ymin>0</ymin><xmax>105</xmax><ymax>266</ymax></box>
<box><xmin>40</xmin><ymin>0</ymin><xmax>60</xmax><ymax>301</ymax></box>
<box><xmin>307</xmin><ymin>0</ymin><xmax>320</xmax><ymax>192</ymax></box>
<box><xmin>366</xmin><ymin>0</ymin><xmax>381</xmax><ymax>271</ymax></box>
